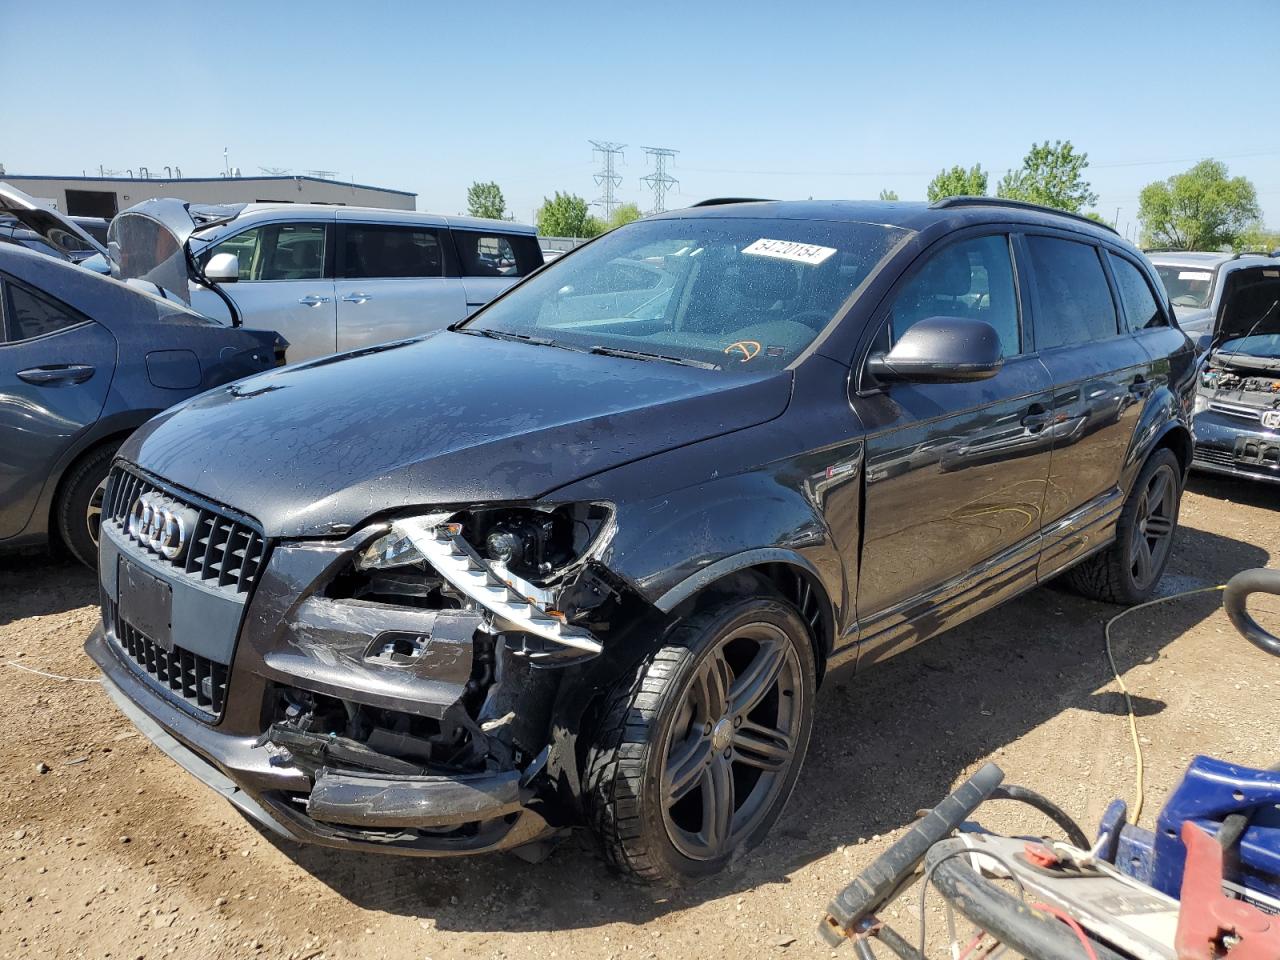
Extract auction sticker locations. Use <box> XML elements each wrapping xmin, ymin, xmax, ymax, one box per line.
<box><xmin>1178</xmin><ymin>271</ymin><xmax>1212</xmax><ymax>281</ymax></box>
<box><xmin>743</xmin><ymin>238</ymin><xmax>836</xmax><ymax>266</ymax></box>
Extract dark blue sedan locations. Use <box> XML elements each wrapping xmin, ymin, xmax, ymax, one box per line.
<box><xmin>0</xmin><ymin>245</ymin><xmax>285</xmax><ymax>566</ymax></box>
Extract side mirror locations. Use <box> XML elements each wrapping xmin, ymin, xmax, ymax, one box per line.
<box><xmin>866</xmin><ymin>316</ymin><xmax>1004</xmax><ymax>384</ymax></box>
<box><xmin>204</xmin><ymin>252</ymin><xmax>240</xmax><ymax>283</ymax></box>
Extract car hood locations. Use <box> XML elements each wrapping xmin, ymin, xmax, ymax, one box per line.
<box><xmin>1214</xmin><ymin>264</ymin><xmax>1280</xmax><ymax>343</ymax></box>
<box><xmin>108</xmin><ymin>199</ymin><xmax>246</xmax><ymax>303</ymax></box>
<box><xmin>121</xmin><ymin>331</ymin><xmax>792</xmax><ymax>538</ymax></box>
<box><xmin>0</xmin><ymin>181</ymin><xmax>111</xmax><ymax>261</ymax></box>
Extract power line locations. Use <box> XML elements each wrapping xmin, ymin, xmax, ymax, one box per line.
<box><xmin>589</xmin><ymin>140</ymin><xmax>626</xmax><ymax>219</ymax></box>
<box><xmin>641</xmin><ymin>146</ymin><xmax>679</xmax><ymax>213</ymax></box>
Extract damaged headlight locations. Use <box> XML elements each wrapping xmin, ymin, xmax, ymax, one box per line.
<box><xmin>357</xmin><ymin>504</ymin><xmax>613</xmax><ymax>581</ymax></box>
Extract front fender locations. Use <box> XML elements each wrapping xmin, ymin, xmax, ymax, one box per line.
<box><xmin>1122</xmin><ymin>364</ymin><xmax>1194</xmax><ymax>493</ymax></box>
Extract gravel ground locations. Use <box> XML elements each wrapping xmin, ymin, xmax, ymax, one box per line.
<box><xmin>2</xmin><ymin>473</ymin><xmax>1278</xmax><ymax>960</ymax></box>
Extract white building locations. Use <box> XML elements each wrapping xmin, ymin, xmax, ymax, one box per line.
<box><xmin>1</xmin><ymin>173</ymin><xmax>416</xmax><ymax>217</ymax></box>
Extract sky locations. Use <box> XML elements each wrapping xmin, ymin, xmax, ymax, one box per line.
<box><xmin>4</xmin><ymin>1</ymin><xmax>1278</xmax><ymax>238</ymax></box>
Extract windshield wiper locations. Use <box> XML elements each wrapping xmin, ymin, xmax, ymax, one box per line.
<box><xmin>589</xmin><ymin>344</ymin><xmax>720</xmax><ymax>370</ymax></box>
<box><xmin>456</xmin><ymin>327</ymin><xmax>559</xmax><ymax>347</ymax></box>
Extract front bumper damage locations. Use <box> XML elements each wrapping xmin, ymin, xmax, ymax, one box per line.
<box><xmin>88</xmin><ymin>484</ymin><xmax>634</xmax><ymax>857</ymax></box>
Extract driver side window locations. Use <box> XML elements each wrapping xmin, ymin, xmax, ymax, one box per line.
<box><xmin>888</xmin><ymin>235</ymin><xmax>1021</xmax><ymax>358</ymax></box>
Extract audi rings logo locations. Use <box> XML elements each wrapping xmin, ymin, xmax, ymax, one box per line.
<box><xmin>128</xmin><ymin>492</ymin><xmax>194</xmax><ymax>560</ymax></box>
<box><xmin>1263</xmin><ymin>410</ymin><xmax>1280</xmax><ymax>431</ymax></box>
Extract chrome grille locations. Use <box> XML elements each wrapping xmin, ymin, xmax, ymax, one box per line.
<box><xmin>104</xmin><ymin>597</ymin><xmax>229</xmax><ymax>717</ymax></box>
<box><xmin>104</xmin><ymin>466</ymin><xmax>267</xmax><ymax>594</ymax></box>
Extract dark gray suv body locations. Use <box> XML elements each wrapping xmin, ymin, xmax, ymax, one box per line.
<box><xmin>86</xmin><ymin>198</ymin><xmax>1195</xmax><ymax>884</ymax></box>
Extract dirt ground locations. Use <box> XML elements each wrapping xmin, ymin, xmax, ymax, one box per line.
<box><xmin>2</xmin><ymin>473</ymin><xmax>1278</xmax><ymax>960</ymax></box>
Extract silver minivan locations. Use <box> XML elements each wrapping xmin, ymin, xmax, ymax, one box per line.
<box><xmin>183</xmin><ymin>205</ymin><xmax>543</xmax><ymax>360</ymax></box>
<box><xmin>0</xmin><ymin>183</ymin><xmax>543</xmax><ymax>362</ymax></box>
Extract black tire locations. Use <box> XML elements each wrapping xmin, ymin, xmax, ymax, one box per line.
<box><xmin>56</xmin><ymin>444</ymin><xmax>119</xmax><ymax>569</ymax></box>
<box><xmin>582</xmin><ymin>595</ymin><xmax>817</xmax><ymax>884</ymax></box>
<box><xmin>1067</xmin><ymin>448</ymin><xmax>1182</xmax><ymax>605</ymax></box>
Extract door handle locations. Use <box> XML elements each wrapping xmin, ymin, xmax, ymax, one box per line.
<box><xmin>1021</xmin><ymin>409</ymin><xmax>1054</xmax><ymax>431</ymax></box>
<box><xmin>340</xmin><ymin>293</ymin><xmax>372</xmax><ymax>304</ymax></box>
<box><xmin>298</xmin><ymin>295</ymin><xmax>331</xmax><ymax>306</ymax></box>
<box><xmin>17</xmin><ymin>364</ymin><xmax>96</xmax><ymax>385</ymax></box>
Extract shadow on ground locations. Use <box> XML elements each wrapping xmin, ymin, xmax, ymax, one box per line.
<box><xmin>0</xmin><ymin>552</ymin><xmax>96</xmax><ymax>626</ymax></box>
<box><xmin>264</xmin><ymin>523</ymin><xmax>1269</xmax><ymax>932</ymax></box>
<box><xmin>1187</xmin><ymin>473</ymin><xmax>1280</xmax><ymax>511</ymax></box>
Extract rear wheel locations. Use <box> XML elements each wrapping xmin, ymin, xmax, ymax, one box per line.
<box><xmin>56</xmin><ymin>444</ymin><xmax>119</xmax><ymax>569</ymax></box>
<box><xmin>1067</xmin><ymin>448</ymin><xmax>1182</xmax><ymax>605</ymax></box>
<box><xmin>583</xmin><ymin>596</ymin><xmax>817</xmax><ymax>884</ymax></box>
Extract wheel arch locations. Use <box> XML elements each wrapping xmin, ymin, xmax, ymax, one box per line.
<box><xmin>655</xmin><ymin>549</ymin><xmax>836</xmax><ymax>683</ymax></box>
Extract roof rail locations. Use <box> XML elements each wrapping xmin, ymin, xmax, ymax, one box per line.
<box><xmin>692</xmin><ymin>197</ymin><xmax>774</xmax><ymax>207</ymax></box>
<box><xmin>1231</xmin><ymin>249</ymin><xmax>1280</xmax><ymax>260</ymax></box>
<box><xmin>929</xmin><ymin>195</ymin><xmax>1120</xmax><ymax>236</ymax></box>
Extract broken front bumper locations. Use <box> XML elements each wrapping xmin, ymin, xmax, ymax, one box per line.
<box><xmin>1192</xmin><ymin>411</ymin><xmax>1280</xmax><ymax>485</ymax></box>
<box><xmin>87</xmin><ymin>624</ymin><xmax>551</xmax><ymax>855</ymax></box>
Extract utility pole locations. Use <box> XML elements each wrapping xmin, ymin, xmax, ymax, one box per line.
<box><xmin>589</xmin><ymin>140</ymin><xmax>625</xmax><ymax>220</ymax></box>
<box><xmin>641</xmin><ymin>147</ymin><xmax>679</xmax><ymax>214</ymax></box>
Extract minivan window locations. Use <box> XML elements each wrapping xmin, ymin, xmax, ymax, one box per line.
<box><xmin>463</xmin><ymin>217</ymin><xmax>910</xmax><ymax>372</ymax></box>
<box><xmin>3</xmin><ymin>281</ymin><xmax>87</xmax><ymax>342</ymax></box>
<box><xmin>454</xmin><ymin>231</ymin><xmax>542</xmax><ymax>278</ymax></box>
<box><xmin>343</xmin><ymin>224</ymin><xmax>443</xmax><ymax>279</ymax></box>
<box><xmin>889</xmin><ymin>234</ymin><xmax>1020</xmax><ymax>357</ymax></box>
<box><xmin>1027</xmin><ymin>236</ymin><xmax>1119</xmax><ymax>349</ymax></box>
<box><xmin>1154</xmin><ymin>264</ymin><xmax>1213</xmax><ymax>310</ymax></box>
<box><xmin>204</xmin><ymin>223</ymin><xmax>327</xmax><ymax>281</ymax></box>
<box><xmin>1109</xmin><ymin>253</ymin><xmax>1164</xmax><ymax>332</ymax></box>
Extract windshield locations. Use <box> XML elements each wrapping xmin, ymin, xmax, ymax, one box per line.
<box><xmin>462</xmin><ymin>217</ymin><xmax>910</xmax><ymax>371</ymax></box>
<box><xmin>1155</xmin><ymin>264</ymin><xmax>1213</xmax><ymax>310</ymax></box>
<box><xmin>1220</xmin><ymin>333</ymin><xmax>1280</xmax><ymax>360</ymax></box>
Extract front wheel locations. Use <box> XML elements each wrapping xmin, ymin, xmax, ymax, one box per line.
<box><xmin>583</xmin><ymin>596</ymin><xmax>817</xmax><ymax>884</ymax></box>
<box><xmin>1067</xmin><ymin>448</ymin><xmax>1182</xmax><ymax>605</ymax></box>
<box><xmin>56</xmin><ymin>443</ymin><xmax>119</xmax><ymax>569</ymax></box>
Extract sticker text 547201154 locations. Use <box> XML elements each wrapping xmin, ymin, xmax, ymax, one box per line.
<box><xmin>742</xmin><ymin>238</ymin><xmax>837</xmax><ymax>266</ymax></box>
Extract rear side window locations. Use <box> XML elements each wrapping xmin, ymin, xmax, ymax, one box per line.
<box><xmin>1026</xmin><ymin>237</ymin><xmax>1118</xmax><ymax>349</ymax></box>
<box><xmin>889</xmin><ymin>234</ymin><xmax>1021</xmax><ymax>357</ymax></box>
<box><xmin>343</xmin><ymin>224</ymin><xmax>443</xmax><ymax>279</ymax></box>
<box><xmin>2</xmin><ymin>280</ymin><xmax>88</xmax><ymax>342</ymax></box>
<box><xmin>1108</xmin><ymin>253</ymin><xmax>1165</xmax><ymax>332</ymax></box>
<box><xmin>204</xmin><ymin>223</ymin><xmax>327</xmax><ymax>281</ymax></box>
<box><xmin>453</xmin><ymin>231</ymin><xmax>543</xmax><ymax>278</ymax></box>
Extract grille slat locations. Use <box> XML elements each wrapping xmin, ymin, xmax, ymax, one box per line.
<box><xmin>106</xmin><ymin>597</ymin><xmax>229</xmax><ymax>717</ymax></box>
<box><xmin>105</xmin><ymin>466</ymin><xmax>265</xmax><ymax>595</ymax></box>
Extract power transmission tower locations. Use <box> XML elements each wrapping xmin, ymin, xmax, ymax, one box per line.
<box><xmin>589</xmin><ymin>140</ymin><xmax>626</xmax><ymax>219</ymax></box>
<box><xmin>259</xmin><ymin>166</ymin><xmax>291</xmax><ymax>175</ymax></box>
<box><xmin>641</xmin><ymin>147</ymin><xmax>679</xmax><ymax>214</ymax></box>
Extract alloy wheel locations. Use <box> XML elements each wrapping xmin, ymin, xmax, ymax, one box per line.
<box><xmin>86</xmin><ymin>476</ymin><xmax>108</xmax><ymax>549</ymax></box>
<box><xmin>660</xmin><ymin>622</ymin><xmax>803</xmax><ymax>861</ymax></box>
<box><xmin>1129</xmin><ymin>463</ymin><xmax>1177</xmax><ymax>590</ymax></box>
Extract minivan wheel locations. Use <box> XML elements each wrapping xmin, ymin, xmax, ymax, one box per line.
<box><xmin>1067</xmin><ymin>448</ymin><xmax>1182</xmax><ymax>605</ymax></box>
<box><xmin>582</xmin><ymin>596</ymin><xmax>816</xmax><ymax>884</ymax></box>
<box><xmin>56</xmin><ymin>444</ymin><xmax>119</xmax><ymax>570</ymax></box>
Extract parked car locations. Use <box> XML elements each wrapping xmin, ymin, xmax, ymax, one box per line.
<box><xmin>0</xmin><ymin>244</ymin><xmax>286</xmax><ymax>567</ymax></box>
<box><xmin>1147</xmin><ymin>249</ymin><xmax>1280</xmax><ymax>342</ymax></box>
<box><xmin>0</xmin><ymin>213</ymin><xmax>107</xmax><ymax>265</ymax></box>
<box><xmin>87</xmin><ymin>197</ymin><xmax>1194</xmax><ymax>884</ymax></box>
<box><xmin>1186</xmin><ymin>257</ymin><xmax>1280</xmax><ymax>484</ymax></box>
<box><xmin>107</xmin><ymin>200</ymin><xmax>543</xmax><ymax>361</ymax></box>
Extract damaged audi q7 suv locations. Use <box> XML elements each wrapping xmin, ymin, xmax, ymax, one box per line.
<box><xmin>87</xmin><ymin>198</ymin><xmax>1195</xmax><ymax>883</ymax></box>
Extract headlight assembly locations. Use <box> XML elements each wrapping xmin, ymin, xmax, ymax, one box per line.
<box><xmin>353</xmin><ymin>504</ymin><xmax>615</xmax><ymax>655</ymax></box>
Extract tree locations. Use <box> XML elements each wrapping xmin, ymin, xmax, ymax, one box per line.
<box><xmin>608</xmin><ymin>202</ymin><xmax>643</xmax><ymax>229</ymax></box>
<box><xmin>535</xmin><ymin>192</ymin><xmax>604</xmax><ymax>238</ymax></box>
<box><xmin>1236</xmin><ymin>223</ymin><xmax>1280</xmax><ymax>254</ymax></box>
<box><xmin>1137</xmin><ymin>159</ymin><xmax>1261</xmax><ymax>251</ymax></box>
<box><xmin>996</xmin><ymin>140</ymin><xmax>1097</xmax><ymax>213</ymax></box>
<box><xmin>466</xmin><ymin>181</ymin><xmax>506</xmax><ymax>220</ymax></box>
<box><xmin>926</xmin><ymin>165</ymin><xmax>988</xmax><ymax>203</ymax></box>
<box><xmin>878</xmin><ymin>188</ymin><xmax>899</xmax><ymax>201</ymax></box>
